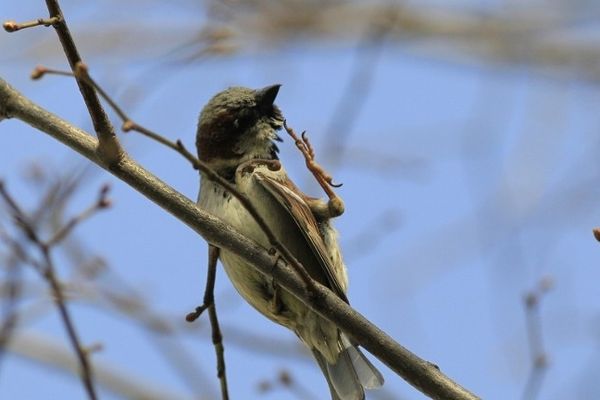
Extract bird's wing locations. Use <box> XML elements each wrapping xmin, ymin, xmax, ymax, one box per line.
<box><xmin>252</xmin><ymin>170</ymin><xmax>349</xmax><ymax>303</ymax></box>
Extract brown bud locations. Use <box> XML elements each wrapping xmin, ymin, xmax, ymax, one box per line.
<box><xmin>3</xmin><ymin>21</ymin><xmax>19</xmax><ymax>32</ymax></box>
<box><xmin>122</xmin><ymin>120</ymin><xmax>135</xmax><ymax>132</ymax></box>
<box><xmin>30</xmin><ymin>66</ymin><xmax>47</xmax><ymax>80</ymax></box>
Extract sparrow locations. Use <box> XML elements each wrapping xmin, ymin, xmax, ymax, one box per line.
<box><xmin>196</xmin><ymin>84</ymin><xmax>383</xmax><ymax>400</ymax></box>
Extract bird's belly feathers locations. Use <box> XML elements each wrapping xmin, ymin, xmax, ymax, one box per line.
<box><xmin>198</xmin><ymin>180</ymin><xmax>295</xmax><ymax>326</ymax></box>
<box><xmin>198</xmin><ymin>178</ymin><xmax>342</xmax><ymax>361</ymax></box>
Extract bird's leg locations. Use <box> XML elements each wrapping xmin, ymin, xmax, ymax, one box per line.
<box><xmin>283</xmin><ymin>121</ymin><xmax>344</xmax><ymax>219</ymax></box>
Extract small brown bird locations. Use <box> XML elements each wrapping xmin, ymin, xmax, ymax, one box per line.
<box><xmin>196</xmin><ymin>85</ymin><xmax>383</xmax><ymax>399</ymax></box>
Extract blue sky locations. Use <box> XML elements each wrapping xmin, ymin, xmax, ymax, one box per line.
<box><xmin>2</xmin><ymin>2</ymin><xmax>600</xmax><ymax>400</ymax></box>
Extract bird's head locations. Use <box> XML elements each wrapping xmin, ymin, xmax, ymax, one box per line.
<box><xmin>196</xmin><ymin>85</ymin><xmax>284</xmax><ymax>176</ymax></box>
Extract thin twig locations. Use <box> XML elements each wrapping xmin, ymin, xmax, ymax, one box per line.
<box><xmin>30</xmin><ymin>65</ymin><xmax>189</xmax><ymax>164</ymax></box>
<box><xmin>40</xmin><ymin>247</ymin><xmax>98</xmax><ymax>400</ymax></box>
<box><xmin>2</xmin><ymin>16</ymin><xmax>61</xmax><ymax>32</ymax></box>
<box><xmin>187</xmin><ymin>245</ymin><xmax>229</xmax><ymax>400</ymax></box>
<box><xmin>207</xmin><ymin>247</ymin><xmax>228</xmax><ymax>400</ymax></box>
<box><xmin>44</xmin><ymin>0</ymin><xmax>122</xmax><ymax>164</ymax></box>
<box><xmin>31</xmin><ymin>65</ymin><xmax>74</xmax><ymax>80</ymax></box>
<box><xmin>46</xmin><ymin>184</ymin><xmax>111</xmax><ymax>247</ymax></box>
<box><xmin>521</xmin><ymin>277</ymin><xmax>553</xmax><ymax>400</ymax></box>
<box><xmin>185</xmin><ymin>245</ymin><xmax>218</xmax><ymax>323</ymax></box>
<box><xmin>0</xmin><ymin>182</ymin><xmax>39</xmax><ymax>244</ymax></box>
<box><xmin>0</xmin><ymin>229</ymin><xmax>43</xmax><ymax>273</ymax></box>
<box><xmin>0</xmin><ymin>246</ymin><xmax>22</xmax><ymax>372</ymax></box>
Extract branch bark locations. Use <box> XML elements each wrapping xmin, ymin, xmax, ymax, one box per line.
<box><xmin>0</xmin><ymin>77</ymin><xmax>479</xmax><ymax>400</ymax></box>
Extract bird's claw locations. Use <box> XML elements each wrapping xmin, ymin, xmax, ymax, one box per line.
<box><xmin>283</xmin><ymin>120</ymin><xmax>344</xmax><ymax>218</ymax></box>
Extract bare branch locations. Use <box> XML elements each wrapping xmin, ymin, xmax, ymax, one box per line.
<box><xmin>43</xmin><ymin>0</ymin><xmax>122</xmax><ymax>164</ymax></box>
<box><xmin>40</xmin><ymin>248</ymin><xmax>98</xmax><ymax>400</ymax></box>
<box><xmin>521</xmin><ymin>277</ymin><xmax>553</xmax><ymax>400</ymax></box>
<box><xmin>46</xmin><ymin>184</ymin><xmax>111</xmax><ymax>247</ymax></box>
<box><xmin>0</xmin><ymin>249</ymin><xmax>22</xmax><ymax>372</ymax></box>
<box><xmin>207</xmin><ymin>246</ymin><xmax>228</xmax><ymax>400</ymax></box>
<box><xmin>28</xmin><ymin>64</ymin><xmax>198</xmax><ymax>166</ymax></box>
<box><xmin>186</xmin><ymin>246</ymin><xmax>229</xmax><ymax>399</ymax></box>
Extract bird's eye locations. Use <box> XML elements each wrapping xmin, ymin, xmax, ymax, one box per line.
<box><xmin>232</xmin><ymin>108</ymin><xmax>255</xmax><ymax>131</ymax></box>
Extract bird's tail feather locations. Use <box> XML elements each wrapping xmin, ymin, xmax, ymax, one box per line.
<box><xmin>312</xmin><ymin>350</ymin><xmax>343</xmax><ymax>400</ymax></box>
<box><xmin>344</xmin><ymin>345</ymin><xmax>384</xmax><ymax>389</ymax></box>
<box><xmin>312</xmin><ymin>336</ymin><xmax>384</xmax><ymax>400</ymax></box>
<box><xmin>327</xmin><ymin>348</ymin><xmax>363</xmax><ymax>399</ymax></box>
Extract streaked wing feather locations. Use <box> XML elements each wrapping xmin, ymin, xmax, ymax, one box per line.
<box><xmin>254</xmin><ymin>172</ymin><xmax>349</xmax><ymax>303</ymax></box>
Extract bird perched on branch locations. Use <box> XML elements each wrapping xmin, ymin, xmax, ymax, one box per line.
<box><xmin>196</xmin><ymin>84</ymin><xmax>383</xmax><ymax>400</ymax></box>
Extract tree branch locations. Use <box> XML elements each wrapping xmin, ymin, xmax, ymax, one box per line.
<box><xmin>40</xmin><ymin>247</ymin><xmax>98</xmax><ymax>400</ymax></box>
<box><xmin>44</xmin><ymin>0</ymin><xmax>122</xmax><ymax>164</ymax></box>
<box><xmin>207</xmin><ymin>246</ymin><xmax>228</xmax><ymax>400</ymax></box>
<box><xmin>186</xmin><ymin>245</ymin><xmax>229</xmax><ymax>400</ymax></box>
<box><xmin>0</xmin><ymin>77</ymin><xmax>479</xmax><ymax>400</ymax></box>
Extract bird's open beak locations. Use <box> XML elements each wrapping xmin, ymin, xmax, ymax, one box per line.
<box><xmin>255</xmin><ymin>84</ymin><xmax>281</xmax><ymax>108</ymax></box>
